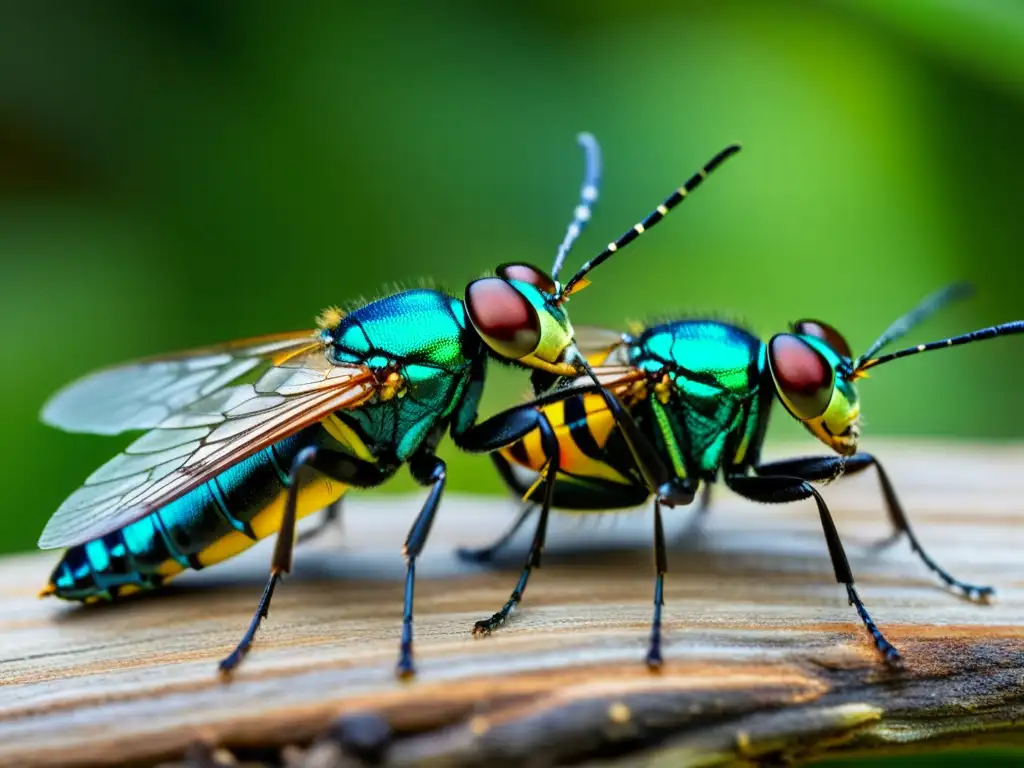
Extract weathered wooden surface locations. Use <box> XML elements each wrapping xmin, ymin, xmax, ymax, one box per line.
<box><xmin>0</xmin><ymin>441</ymin><xmax>1022</xmax><ymax>767</ymax></box>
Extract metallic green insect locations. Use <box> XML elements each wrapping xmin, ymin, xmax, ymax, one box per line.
<box><xmin>464</xmin><ymin>284</ymin><xmax>1023</xmax><ymax>667</ymax></box>
<box><xmin>37</xmin><ymin>135</ymin><xmax>740</xmax><ymax>677</ymax></box>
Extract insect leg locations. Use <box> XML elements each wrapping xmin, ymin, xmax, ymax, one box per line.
<box><xmin>455</xmin><ymin>394</ymin><xmax>691</xmax><ymax>658</ymax></box>
<box><xmin>756</xmin><ymin>454</ymin><xmax>993</xmax><ymax>601</ymax></box>
<box><xmin>218</xmin><ymin>449</ymin><xmax>382</xmax><ymax>676</ymax></box>
<box><xmin>455</xmin><ymin>453</ymin><xmax>537</xmax><ymax>563</ymax></box>
<box><xmin>453</xmin><ymin>403</ymin><xmax>568</xmax><ymax>633</ymax></box>
<box><xmin>726</xmin><ymin>473</ymin><xmax>902</xmax><ymax>665</ymax></box>
<box><xmin>454</xmin><ymin>456</ymin><xmax>536</xmax><ymax>565</ymax></box>
<box><xmin>476</xmin><ymin>414</ymin><xmax>560</xmax><ymax>635</ymax></box>
<box><xmin>296</xmin><ymin>498</ymin><xmax>344</xmax><ymax>546</ymax></box>
<box><xmin>593</xmin><ymin>386</ymin><xmax>695</xmax><ymax>507</ymax></box>
<box><xmin>398</xmin><ymin>453</ymin><xmax>447</xmax><ymax>678</ymax></box>
<box><xmin>218</xmin><ymin>445</ymin><xmax>318</xmax><ymax>676</ymax></box>
<box><xmin>647</xmin><ymin>497</ymin><xmax>668</xmax><ymax>668</ymax></box>
<box><xmin>454</xmin><ymin>503</ymin><xmax>534</xmax><ymax>563</ymax></box>
<box><xmin>500</xmin><ymin>379</ymin><xmax>693</xmax><ymax>506</ymax></box>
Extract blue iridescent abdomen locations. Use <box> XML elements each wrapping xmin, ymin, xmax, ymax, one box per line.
<box><xmin>48</xmin><ymin>425</ymin><xmax>338</xmax><ymax>601</ymax></box>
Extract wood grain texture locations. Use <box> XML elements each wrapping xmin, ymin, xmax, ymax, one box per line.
<box><xmin>0</xmin><ymin>440</ymin><xmax>1022</xmax><ymax>767</ymax></box>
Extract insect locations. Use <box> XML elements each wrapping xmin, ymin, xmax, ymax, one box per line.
<box><xmin>37</xmin><ymin>135</ymin><xmax>742</xmax><ymax>677</ymax></box>
<box><xmin>461</xmin><ymin>283</ymin><xmax>1024</xmax><ymax>667</ymax></box>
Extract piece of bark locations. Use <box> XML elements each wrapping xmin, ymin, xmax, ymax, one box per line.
<box><xmin>0</xmin><ymin>440</ymin><xmax>1021</xmax><ymax>767</ymax></box>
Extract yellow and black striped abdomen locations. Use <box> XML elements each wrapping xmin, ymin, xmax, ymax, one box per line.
<box><xmin>499</xmin><ymin>392</ymin><xmax>633</xmax><ymax>488</ymax></box>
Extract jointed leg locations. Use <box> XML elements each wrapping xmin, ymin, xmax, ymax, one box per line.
<box><xmin>455</xmin><ymin>453</ymin><xmax>537</xmax><ymax>564</ymax></box>
<box><xmin>728</xmin><ymin>473</ymin><xmax>901</xmax><ymax>665</ymax></box>
<box><xmin>590</xmin><ymin>386</ymin><xmax>689</xmax><ymax>506</ymax></box>
<box><xmin>456</xmin><ymin>505</ymin><xmax>536</xmax><ymax>564</ymax></box>
<box><xmin>219</xmin><ymin>445</ymin><xmax>318</xmax><ymax>675</ymax></box>
<box><xmin>756</xmin><ymin>454</ymin><xmax>993</xmax><ymax>601</ymax></box>
<box><xmin>472</xmin><ymin>415</ymin><xmax>560</xmax><ymax>635</ymax></box>
<box><xmin>646</xmin><ymin>499</ymin><xmax>668</xmax><ymax>668</ymax></box>
<box><xmin>453</xmin><ymin>387</ymin><xmax>694</xmax><ymax>660</ymax></box>
<box><xmin>487</xmin><ymin>380</ymin><xmax>691</xmax><ymax>506</ymax></box>
<box><xmin>397</xmin><ymin>453</ymin><xmax>447</xmax><ymax>678</ymax></box>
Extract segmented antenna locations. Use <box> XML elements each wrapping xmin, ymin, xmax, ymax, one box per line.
<box><xmin>855</xmin><ymin>282</ymin><xmax>974</xmax><ymax>367</ymax></box>
<box><xmin>560</xmin><ymin>144</ymin><xmax>741</xmax><ymax>300</ymax></box>
<box><xmin>551</xmin><ymin>133</ymin><xmax>602</xmax><ymax>281</ymax></box>
<box><xmin>857</xmin><ymin>320</ymin><xmax>1024</xmax><ymax>371</ymax></box>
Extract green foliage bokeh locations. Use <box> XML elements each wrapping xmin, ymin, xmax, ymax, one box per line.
<box><xmin>2</xmin><ymin>1</ymin><xmax>1022</xmax><ymax>552</ymax></box>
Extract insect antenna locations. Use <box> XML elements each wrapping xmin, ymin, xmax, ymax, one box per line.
<box><xmin>854</xmin><ymin>282</ymin><xmax>974</xmax><ymax>366</ymax></box>
<box><xmin>558</xmin><ymin>143</ymin><xmax>741</xmax><ymax>301</ymax></box>
<box><xmin>551</xmin><ymin>132</ymin><xmax>603</xmax><ymax>282</ymax></box>
<box><xmin>856</xmin><ymin>320</ymin><xmax>1024</xmax><ymax>372</ymax></box>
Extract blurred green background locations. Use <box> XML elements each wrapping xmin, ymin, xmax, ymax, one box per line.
<box><xmin>2</xmin><ymin>1</ymin><xmax>1022</xmax><ymax>552</ymax></box>
<box><xmin>0</xmin><ymin>3</ymin><xmax>1022</xmax><ymax>764</ymax></box>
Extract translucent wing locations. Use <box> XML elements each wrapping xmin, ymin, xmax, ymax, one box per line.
<box><xmin>572</xmin><ymin>325</ymin><xmax>630</xmax><ymax>366</ymax></box>
<box><xmin>38</xmin><ymin>344</ymin><xmax>377</xmax><ymax>549</ymax></box>
<box><xmin>573</xmin><ymin>325</ymin><xmax>627</xmax><ymax>351</ymax></box>
<box><xmin>41</xmin><ymin>331</ymin><xmax>323</xmax><ymax>436</ymax></box>
<box><xmin>564</xmin><ymin>364</ymin><xmax>647</xmax><ymax>396</ymax></box>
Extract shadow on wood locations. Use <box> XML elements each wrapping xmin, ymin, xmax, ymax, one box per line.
<box><xmin>0</xmin><ymin>441</ymin><xmax>1022</xmax><ymax>767</ymax></box>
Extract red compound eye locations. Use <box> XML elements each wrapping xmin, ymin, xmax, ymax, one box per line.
<box><xmin>496</xmin><ymin>263</ymin><xmax>557</xmax><ymax>295</ymax></box>
<box><xmin>793</xmin><ymin>319</ymin><xmax>852</xmax><ymax>359</ymax></box>
<box><xmin>768</xmin><ymin>333</ymin><xmax>835</xmax><ymax>420</ymax></box>
<box><xmin>465</xmin><ymin>277</ymin><xmax>541</xmax><ymax>359</ymax></box>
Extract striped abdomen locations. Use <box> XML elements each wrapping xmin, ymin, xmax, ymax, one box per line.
<box><xmin>505</xmin><ymin>392</ymin><xmax>630</xmax><ymax>480</ymax></box>
<box><xmin>46</xmin><ymin>425</ymin><xmax>347</xmax><ymax>602</ymax></box>
<box><xmin>498</xmin><ymin>391</ymin><xmax>650</xmax><ymax>510</ymax></box>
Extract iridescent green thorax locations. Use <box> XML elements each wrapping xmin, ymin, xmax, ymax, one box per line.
<box><xmin>631</xmin><ymin>321</ymin><xmax>763</xmax><ymax>398</ymax></box>
<box><xmin>324</xmin><ymin>289</ymin><xmax>484</xmax><ymax>461</ymax></box>
<box><xmin>327</xmin><ymin>289</ymin><xmax>480</xmax><ymax>373</ymax></box>
<box><xmin>629</xmin><ymin>320</ymin><xmax>767</xmax><ymax>477</ymax></box>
